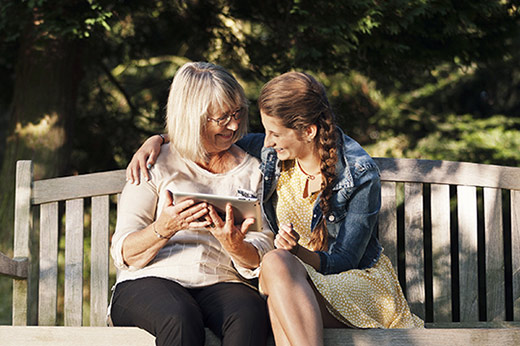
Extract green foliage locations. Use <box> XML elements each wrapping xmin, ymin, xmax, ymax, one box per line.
<box><xmin>1</xmin><ymin>0</ymin><xmax>520</xmax><ymax>324</ymax></box>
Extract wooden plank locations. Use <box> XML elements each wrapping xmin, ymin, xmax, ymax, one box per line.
<box><xmin>0</xmin><ymin>252</ymin><xmax>28</xmax><ymax>279</ymax></box>
<box><xmin>375</xmin><ymin>158</ymin><xmax>520</xmax><ymax>190</ymax></box>
<box><xmin>39</xmin><ymin>202</ymin><xmax>59</xmax><ymax>326</ymax></box>
<box><xmin>430</xmin><ymin>184</ymin><xmax>452</xmax><ymax>322</ymax></box>
<box><xmin>13</xmin><ymin>160</ymin><xmax>33</xmax><ymax>326</ymax></box>
<box><xmin>64</xmin><ymin>199</ymin><xmax>84</xmax><ymax>326</ymax></box>
<box><xmin>512</xmin><ymin>190</ymin><xmax>520</xmax><ymax>321</ymax></box>
<box><xmin>483</xmin><ymin>187</ymin><xmax>505</xmax><ymax>321</ymax></box>
<box><xmin>90</xmin><ymin>196</ymin><xmax>110</xmax><ymax>326</ymax></box>
<box><xmin>379</xmin><ymin>181</ymin><xmax>398</xmax><ymax>271</ymax></box>
<box><xmin>404</xmin><ymin>183</ymin><xmax>426</xmax><ymax>319</ymax></box>
<box><xmin>457</xmin><ymin>185</ymin><xmax>479</xmax><ymax>321</ymax></box>
<box><xmin>1</xmin><ymin>326</ymin><xmax>520</xmax><ymax>346</ymax></box>
<box><xmin>32</xmin><ymin>170</ymin><xmax>126</xmax><ymax>204</ymax></box>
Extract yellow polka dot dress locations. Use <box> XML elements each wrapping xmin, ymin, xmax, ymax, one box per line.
<box><xmin>275</xmin><ymin>160</ymin><xmax>424</xmax><ymax>329</ymax></box>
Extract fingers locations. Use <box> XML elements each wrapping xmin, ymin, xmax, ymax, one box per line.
<box><xmin>224</xmin><ymin>203</ymin><xmax>234</xmax><ymax>227</ymax></box>
<box><xmin>240</xmin><ymin>218</ymin><xmax>255</xmax><ymax>235</ymax></box>
<box><xmin>126</xmin><ymin>155</ymin><xmax>141</xmax><ymax>185</ymax></box>
<box><xmin>147</xmin><ymin>149</ymin><xmax>159</xmax><ymax>169</ymax></box>
<box><xmin>207</xmin><ymin>205</ymin><xmax>224</xmax><ymax>228</ymax></box>
<box><xmin>275</xmin><ymin>225</ymin><xmax>300</xmax><ymax>251</ymax></box>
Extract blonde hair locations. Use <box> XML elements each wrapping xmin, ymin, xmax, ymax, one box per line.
<box><xmin>258</xmin><ymin>72</ymin><xmax>338</xmax><ymax>251</ymax></box>
<box><xmin>166</xmin><ymin>62</ymin><xmax>248</xmax><ymax>161</ymax></box>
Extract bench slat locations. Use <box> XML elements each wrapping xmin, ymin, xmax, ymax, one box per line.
<box><xmin>404</xmin><ymin>183</ymin><xmax>426</xmax><ymax>319</ymax></box>
<box><xmin>430</xmin><ymin>184</ymin><xmax>452</xmax><ymax>322</ymax></box>
<box><xmin>484</xmin><ymin>187</ymin><xmax>505</xmax><ymax>321</ymax></box>
<box><xmin>379</xmin><ymin>182</ymin><xmax>398</xmax><ymax>272</ymax></box>
<box><xmin>457</xmin><ymin>185</ymin><xmax>479</xmax><ymax>321</ymax></box>
<box><xmin>512</xmin><ymin>190</ymin><xmax>520</xmax><ymax>321</ymax></box>
<box><xmin>2</xmin><ymin>326</ymin><xmax>520</xmax><ymax>346</ymax></box>
<box><xmin>32</xmin><ymin>170</ymin><xmax>126</xmax><ymax>205</ymax></box>
<box><xmin>13</xmin><ymin>161</ymin><xmax>33</xmax><ymax>325</ymax></box>
<box><xmin>64</xmin><ymin>199</ymin><xmax>84</xmax><ymax>326</ymax></box>
<box><xmin>39</xmin><ymin>202</ymin><xmax>59</xmax><ymax>326</ymax></box>
<box><xmin>375</xmin><ymin>157</ymin><xmax>520</xmax><ymax>190</ymax></box>
<box><xmin>91</xmin><ymin>196</ymin><xmax>110</xmax><ymax>326</ymax></box>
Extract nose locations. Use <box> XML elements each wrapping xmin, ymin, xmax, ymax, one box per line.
<box><xmin>264</xmin><ymin>133</ymin><xmax>274</xmax><ymax>148</ymax></box>
<box><xmin>226</xmin><ymin>116</ymin><xmax>240</xmax><ymax>131</ymax></box>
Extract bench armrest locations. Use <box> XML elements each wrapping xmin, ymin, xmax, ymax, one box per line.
<box><xmin>0</xmin><ymin>251</ymin><xmax>28</xmax><ymax>279</ymax></box>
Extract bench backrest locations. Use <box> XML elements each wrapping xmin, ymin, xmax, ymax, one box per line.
<box><xmin>11</xmin><ymin>158</ymin><xmax>520</xmax><ymax>326</ymax></box>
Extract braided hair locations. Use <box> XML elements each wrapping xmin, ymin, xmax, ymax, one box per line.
<box><xmin>258</xmin><ymin>72</ymin><xmax>339</xmax><ymax>251</ymax></box>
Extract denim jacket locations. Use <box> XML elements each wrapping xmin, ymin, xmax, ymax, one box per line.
<box><xmin>237</xmin><ymin>128</ymin><xmax>382</xmax><ymax>275</ymax></box>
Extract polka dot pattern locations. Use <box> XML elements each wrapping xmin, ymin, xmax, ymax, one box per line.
<box><xmin>275</xmin><ymin>160</ymin><xmax>424</xmax><ymax>329</ymax></box>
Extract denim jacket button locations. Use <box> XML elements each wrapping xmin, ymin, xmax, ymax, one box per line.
<box><xmin>328</xmin><ymin>214</ymin><xmax>335</xmax><ymax>222</ymax></box>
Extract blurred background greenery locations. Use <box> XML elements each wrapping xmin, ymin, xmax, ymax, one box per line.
<box><xmin>0</xmin><ymin>0</ymin><xmax>519</xmax><ymax>324</ymax></box>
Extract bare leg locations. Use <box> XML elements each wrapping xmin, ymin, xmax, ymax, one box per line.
<box><xmin>266</xmin><ymin>297</ymin><xmax>291</xmax><ymax>346</ymax></box>
<box><xmin>260</xmin><ymin>249</ymin><xmax>323</xmax><ymax>346</ymax></box>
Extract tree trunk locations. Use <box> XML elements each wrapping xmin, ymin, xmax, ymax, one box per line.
<box><xmin>0</xmin><ymin>21</ymin><xmax>84</xmax><ymax>255</ymax></box>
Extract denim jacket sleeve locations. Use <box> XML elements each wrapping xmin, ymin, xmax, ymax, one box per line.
<box><xmin>316</xmin><ymin>165</ymin><xmax>381</xmax><ymax>274</ymax></box>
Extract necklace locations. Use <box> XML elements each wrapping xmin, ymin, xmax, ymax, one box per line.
<box><xmin>296</xmin><ymin>159</ymin><xmax>321</xmax><ymax>179</ymax></box>
<box><xmin>296</xmin><ymin>160</ymin><xmax>322</xmax><ymax>198</ymax></box>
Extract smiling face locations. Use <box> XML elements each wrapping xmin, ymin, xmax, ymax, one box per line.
<box><xmin>261</xmin><ymin>111</ymin><xmax>314</xmax><ymax>161</ymax></box>
<box><xmin>202</xmin><ymin>106</ymin><xmax>242</xmax><ymax>154</ymax></box>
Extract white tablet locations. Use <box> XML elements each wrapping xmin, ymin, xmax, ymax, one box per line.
<box><xmin>170</xmin><ymin>191</ymin><xmax>263</xmax><ymax>231</ymax></box>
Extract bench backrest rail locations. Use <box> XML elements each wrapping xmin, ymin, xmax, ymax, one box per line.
<box><xmin>10</xmin><ymin>158</ymin><xmax>520</xmax><ymax>326</ymax></box>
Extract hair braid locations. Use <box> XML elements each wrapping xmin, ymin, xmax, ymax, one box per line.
<box><xmin>307</xmin><ymin>106</ymin><xmax>338</xmax><ymax>251</ymax></box>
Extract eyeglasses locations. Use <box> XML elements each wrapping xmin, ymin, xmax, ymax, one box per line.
<box><xmin>207</xmin><ymin>108</ymin><xmax>243</xmax><ymax>127</ymax></box>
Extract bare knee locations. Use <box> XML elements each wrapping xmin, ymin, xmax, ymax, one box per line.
<box><xmin>260</xmin><ymin>249</ymin><xmax>306</xmax><ymax>292</ymax></box>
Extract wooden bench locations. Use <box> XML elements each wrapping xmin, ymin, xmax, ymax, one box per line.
<box><xmin>1</xmin><ymin>158</ymin><xmax>520</xmax><ymax>345</ymax></box>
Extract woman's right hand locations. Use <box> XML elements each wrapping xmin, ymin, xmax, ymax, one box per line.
<box><xmin>155</xmin><ymin>190</ymin><xmax>211</xmax><ymax>238</ymax></box>
<box><xmin>126</xmin><ymin>134</ymin><xmax>166</xmax><ymax>185</ymax></box>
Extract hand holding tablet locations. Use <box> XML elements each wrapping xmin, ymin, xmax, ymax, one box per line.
<box><xmin>170</xmin><ymin>191</ymin><xmax>263</xmax><ymax>231</ymax></box>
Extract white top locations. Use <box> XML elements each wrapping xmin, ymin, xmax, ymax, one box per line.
<box><xmin>111</xmin><ymin>144</ymin><xmax>273</xmax><ymax>288</ymax></box>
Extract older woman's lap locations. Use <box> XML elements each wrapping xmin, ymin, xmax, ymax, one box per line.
<box><xmin>111</xmin><ymin>277</ymin><xmax>268</xmax><ymax>346</ymax></box>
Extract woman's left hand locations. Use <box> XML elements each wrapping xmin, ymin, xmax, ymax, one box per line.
<box><xmin>274</xmin><ymin>223</ymin><xmax>300</xmax><ymax>254</ymax></box>
<box><xmin>206</xmin><ymin>204</ymin><xmax>254</xmax><ymax>250</ymax></box>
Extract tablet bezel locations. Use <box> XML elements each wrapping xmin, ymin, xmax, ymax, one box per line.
<box><xmin>170</xmin><ymin>191</ymin><xmax>263</xmax><ymax>231</ymax></box>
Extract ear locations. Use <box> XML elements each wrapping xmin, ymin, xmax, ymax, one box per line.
<box><xmin>303</xmin><ymin>124</ymin><xmax>318</xmax><ymax>142</ymax></box>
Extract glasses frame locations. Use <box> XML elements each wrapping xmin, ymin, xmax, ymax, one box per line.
<box><xmin>207</xmin><ymin>107</ymin><xmax>243</xmax><ymax>127</ymax></box>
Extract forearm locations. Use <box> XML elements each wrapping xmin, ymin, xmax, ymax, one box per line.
<box><xmin>224</xmin><ymin>241</ymin><xmax>261</xmax><ymax>269</ymax></box>
<box><xmin>294</xmin><ymin>245</ymin><xmax>321</xmax><ymax>271</ymax></box>
<box><xmin>121</xmin><ymin>222</ymin><xmax>169</xmax><ymax>268</ymax></box>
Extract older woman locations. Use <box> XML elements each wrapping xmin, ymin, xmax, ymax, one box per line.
<box><xmin>109</xmin><ymin>62</ymin><xmax>273</xmax><ymax>346</ymax></box>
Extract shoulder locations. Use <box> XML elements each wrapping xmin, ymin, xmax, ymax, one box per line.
<box><xmin>236</xmin><ymin>133</ymin><xmax>265</xmax><ymax>158</ymax></box>
<box><xmin>335</xmin><ymin>129</ymin><xmax>380</xmax><ymax>187</ymax></box>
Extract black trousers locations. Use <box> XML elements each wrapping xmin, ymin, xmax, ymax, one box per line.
<box><xmin>110</xmin><ymin>277</ymin><xmax>268</xmax><ymax>346</ymax></box>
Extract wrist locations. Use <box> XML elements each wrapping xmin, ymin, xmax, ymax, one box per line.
<box><xmin>157</xmin><ymin>134</ymin><xmax>165</xmax><ymax>145</ymax></box>
<box><xmin>152</xmin><ymin>222</ymin><xmax>171</xmax><ymax>240</ymax></box>
<box><xmin>291</xmin><ymin>243</ymin><xmax>300</xmax><ymax>256</ymax></box>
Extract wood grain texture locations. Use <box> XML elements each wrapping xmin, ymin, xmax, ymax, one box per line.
<box><xmin>404</xmin><ymin>183</ymin><xmax>425</xmax><ymax>320</ymax></box>
<box><xmin>64</xmin><ymin>199</ymin><xmax>84</xmax><ymax>326</ymax></box>
<box><xmin>379</xmin><ymin>181</ymin><xmax>398</xmax><ymax>272</ymax></box>
<box><xmin>375</xmin><ymin>157</ymin><xmax>520</xmax><ymax>189</ymax></box>
<box><xmin>32</xmin><ymin>170</ymin><xmax>126</xmax><ymax>204</ymax></box>
<box><xmin>430</xmin><ymin>183</ymin><xmax>452</xmax><ymax>322</ymax></box>
<box><xmin>1</xmin><ymin>326</ymin><xmax>520</xmax><ymax>346</ymax></box>
<box><xmin>90</xmin><ymin>196</ymin><xmax>110</xmax><ymax>326</ymax></box>
<box><xmin>38</xmin><ymin>202</ymin><xmax>59</xmax><ymax>326</ymax></box>
<box><xmin>483</xmin><ymin>187</ymin><xmax>505</xmax><ymax>321</ymax></box>
<box><xmin>512</xmin><ymin>190</ymin><xmax>520</xmax><ymax>321</ymax></box>
<box><xmin>457</xmin><ymin>185</ymin><xmax>479</xmax><ymax>322</ymax></box>
<box><xmin>13</xmin><ymin>160</ymin><xmax>33</xmax><ymax>326</ymax></box>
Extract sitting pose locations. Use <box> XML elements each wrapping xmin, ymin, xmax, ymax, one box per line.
<box><xmin>110</xmin><ymin>62</ymin><xmax>274</xmax><ymax>346</ymax></box>
<box><xmin>128</xmin><ymin>71</ymin><xmax>424</xmax><ymax>346</ymax></box>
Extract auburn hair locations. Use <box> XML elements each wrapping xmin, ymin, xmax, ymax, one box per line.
<box><xmin>258</xmin><ymin>72</ymin><xmax>339</xmax><ymax>251</ymax></box>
